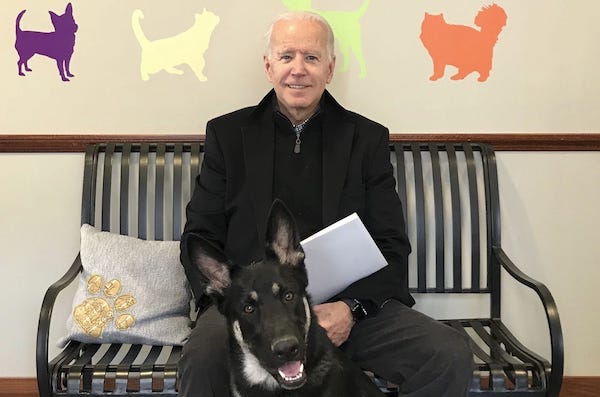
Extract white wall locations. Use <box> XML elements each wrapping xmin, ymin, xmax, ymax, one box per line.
<box><xmin>2</xmin><ymin>0</ymin><xmax>600</xmax><ymax>133</ymax></box>
<box><xmin>497</xmin><ymin>152</ymin><xmax>600</xmax><ymax>375</ymax></box>
<box><xmin>2</xmin><ymin>0</ymin><xmax>600</xmax><ymax>380</ymax></box>
<box><xmin>0</xmin><ymin>153</ymin><xmax>83</xmax><ymax>377</ymax></box>
<box><xmin>1</xmin><ymin>151</ymin><xmax>599</xmax><ymax>377</ymax></box>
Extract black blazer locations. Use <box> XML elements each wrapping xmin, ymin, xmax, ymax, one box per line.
<box><xmin>182</xmin><ymin>90</ymin><xmax>414</xmax><ymax>308</ymax></box>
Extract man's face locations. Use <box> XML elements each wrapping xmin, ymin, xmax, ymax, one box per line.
<box><xmin>264</xmin><ymin>18</ymin><xmax>336</xmax><ymax>122</ymax></box>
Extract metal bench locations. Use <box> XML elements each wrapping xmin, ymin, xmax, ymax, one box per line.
<box><xmin>36</xmin><ymin>141</ymin><xmax>563</xmax><ymax>396</ymax></box>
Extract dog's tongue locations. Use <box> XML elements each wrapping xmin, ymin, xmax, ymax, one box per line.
<box><xmin>278</xmin><ymin>361</ymin><xmax>303</xmax><ymax>379</ymax></box>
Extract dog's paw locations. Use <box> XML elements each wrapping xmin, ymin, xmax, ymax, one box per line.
<box><xmin>73</xmin><ymin>274</ymin><xmax>137</xmax><ymax>338</ymax></box>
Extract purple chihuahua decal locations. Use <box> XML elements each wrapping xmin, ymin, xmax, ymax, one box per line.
<box><xmin>15</xmin><ymin>3</ymin><xmax>78</xmax><ymax>82</ymax></box>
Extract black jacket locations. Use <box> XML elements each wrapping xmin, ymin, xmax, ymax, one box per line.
<box><xmin>181</xmin><ymin>90</ymin><xmax>414</xmax><ymax>308</ymax></box>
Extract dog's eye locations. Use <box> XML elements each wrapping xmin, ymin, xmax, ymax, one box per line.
<box><xmin>243</xmin><ymin>304</ymin><xmax>255</xmax><ymax>314</ymax></box>
<box><xmin>283</xmin><ymin>291</ymin><xmax>294</xmax><ymax>301</ymax></box>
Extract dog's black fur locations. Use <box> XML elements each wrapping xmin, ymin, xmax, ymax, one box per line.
<box><xmin>184</xmin><ymin>199</ymin><xmax>386</xmax><ymax>397</ymax></box>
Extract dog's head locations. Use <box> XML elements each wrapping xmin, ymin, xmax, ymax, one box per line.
<box><xmin>184</xmin><ymin>199</ymin><xmax>311</xmax><ymax>390</ymax></box>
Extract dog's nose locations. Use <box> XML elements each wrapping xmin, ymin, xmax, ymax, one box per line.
<box><xmin>272</xmin><ymin>337</ymin><xmax>300</xmax><ymax>361</ymax></box>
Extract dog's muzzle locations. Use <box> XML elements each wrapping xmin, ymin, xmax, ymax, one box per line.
<box><xmin>271</xmin><ymin>337</ymin><xmax>307</xmax><ymax>389</ymax></box>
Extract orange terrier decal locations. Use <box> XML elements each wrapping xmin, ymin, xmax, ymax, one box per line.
<box><xmin>420</xmin><ymin>4</ymin><xmax>507</xmax><ymax>82</ymax></box>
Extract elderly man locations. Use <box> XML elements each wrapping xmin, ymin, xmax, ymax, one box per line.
<box><xmin>179</xmin><ymin>11</ymin><xmax>473</xmax><ymax>397</ymax></box>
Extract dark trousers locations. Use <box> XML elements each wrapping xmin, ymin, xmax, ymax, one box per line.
<box><xmin>178</xmin><ymin>299</ymin><xmax>474</xmax><ymax>396</ymax></box>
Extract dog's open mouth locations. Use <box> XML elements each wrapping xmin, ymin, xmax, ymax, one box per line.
<box><xmin>276</xmin><ymin>360</ymin><xmax>307</xmax><ymax>389</ymax></box>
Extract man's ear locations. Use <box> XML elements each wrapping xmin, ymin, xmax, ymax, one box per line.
<box><xmin>265</xmin><ymin>199</ymin><xmax>305</xmax><ymax>266</ymax></box>
<box><xmin>184</xmin><ymin>233</ymin><xmax>231</xmax><ymax>298</ymax></box>
<box><xmin>264</xmin><ymin>55</ymin><xmax>274</xmax><ymax>83</ymax></box>
<box><xmin>326</xmin><ymin>54</ymin><xmax>336</xmax><ymax>84</ymax></box>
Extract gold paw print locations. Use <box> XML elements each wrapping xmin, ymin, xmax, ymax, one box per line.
<box><xmin>74</xmin><ymin>274</ymin><xmax>136</xmax><ymax>338</ymax></box>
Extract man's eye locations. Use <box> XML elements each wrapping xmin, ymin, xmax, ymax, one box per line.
<box><xmin>305</xmin><ymin>55</ymin><xmax>318</xmax><ymax>62</ymax></box>
<box><xmin>283</xmin><ymin>291</ymin><xmax>294</xmax><ymax>301</ymax></box>
<box><xmin>280</xmin><ymin>55</ymin><xmax>292</xmax><ymax>61</ymax></box>
<box><xmin>244</xmin><ymin>304</ymin><xmax>255</xmax><ymax>314</ymax></box>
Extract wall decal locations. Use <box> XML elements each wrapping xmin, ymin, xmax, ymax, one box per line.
<box><xmin>132</xmin><ymin>9</ymin><xmax>220</xmax><ymax>82</ymax></box>
<box><xmin>14</xmin><ymin>3</ymin><xmax>78</xmax><ymax>82</ymax></box>
<box><xmin>282</xmin><ymin>0</ymin><xmax>370</xmax><ymax>78</ymax></box>
<box><xmin>420</xmin><ymin>4</ymin><xmax>507</xmax><ymax>82</ymax></box>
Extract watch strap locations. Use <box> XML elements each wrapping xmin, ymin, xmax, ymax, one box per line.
<box><xmin>342</xmin><ymin>298</ymin><xmax>368</xmax><ymax>323</ymax></box>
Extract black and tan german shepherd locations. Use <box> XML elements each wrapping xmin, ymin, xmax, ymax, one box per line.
<box><xmin>184</xmin><ymin>199</ymin><xmax>385</xmax><ymax>397</ymax></box>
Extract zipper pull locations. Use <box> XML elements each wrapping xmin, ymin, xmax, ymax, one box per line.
<box><xmin>294</xmin><ymin>132</ymin><xmax>301</xmax><ymax>154</ymax></box>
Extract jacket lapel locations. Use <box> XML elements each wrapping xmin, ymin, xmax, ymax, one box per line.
<box><xmin>321</xmin><ymin>107</ymin><xmax>355</xmax><ymax>227</ymax></box>
<box><xmin>242</xmin><ymin>95</ymin><xmax>276</xmax><ymax>244</ymax></box>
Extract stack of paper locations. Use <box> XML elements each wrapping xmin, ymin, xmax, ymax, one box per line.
<box><xmin>300</xmin><ymin>213</ymin><xmax>387</xmax><ymax>304</ymax></box>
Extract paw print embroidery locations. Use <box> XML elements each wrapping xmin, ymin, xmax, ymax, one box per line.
<box><xmin>74</xmin><ymin>274</ymin><xmax>136</xmax><ymax>338</ymax></box>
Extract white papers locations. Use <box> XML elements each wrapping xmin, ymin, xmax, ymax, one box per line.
<box><xmin>300</xmin><ymin>213</ymin><xmax>387</xmax><ymax>304</ymax></box>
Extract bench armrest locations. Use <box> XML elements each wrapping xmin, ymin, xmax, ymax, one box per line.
<box><xmin>493</xmin><ymin>246</ymin><xmax>564</xmax><ymax>397</ymax></box>
<box><xmin>36</xmin><ymin>254</ymin><xmax>82</xmax><ymax>397</ymax></box>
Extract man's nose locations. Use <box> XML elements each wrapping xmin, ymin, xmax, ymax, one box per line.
<box><xmin>290</xmin><ymin>57</ymin><xmax>307</xmax><ymax>75</ymax></box>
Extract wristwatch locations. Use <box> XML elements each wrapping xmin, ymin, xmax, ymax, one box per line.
<box><xmin>344</xmin><ymin>299</ymin><xmax>368</xmax><ymax>323</ymax></box>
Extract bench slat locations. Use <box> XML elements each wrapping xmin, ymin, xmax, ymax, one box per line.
<box><xmin>91</xmin><ymin>344</ymin><xmax>123</xmax><ymax>393</ymax></box>
<box><xmin>173</xmin><ymin>143</ymin><xmax>184</xmax><ymax>241</ymax></box>
<box><xmin>67</xmin><ymin>343</ymin><xmax>100</xmax><ymax>393</ymax></box>
<box><xmin>114</xmin><ymin>344</ymin><xmax>144</xmax><ymax>394</ymax></box>
<box><xmin>429</xmin><ymin>144</ymin><xmax>445</xmax><ymax>292</ymax></box>
<box><xmin>120</xmin><ymin>143</ymin><xmax>132</xmax><ymax>235</ymax></box>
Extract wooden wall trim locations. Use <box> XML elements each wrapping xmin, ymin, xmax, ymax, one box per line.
<box><xmin>559</xmin><ymin>377</ymin><xmax>600</xmax><ymax>397</ymax></box>
<box><xmin>1</xmin><ymin>376</ymin><xmax>599</xmax><ymax>396</ymax></box>
<box><xmin>0</xmin><ymin>378</ymin><xmax>38</xmax><ymax>394</ymax></box>
<box><xmin>1</xmin><ymin>133</ymin><xmax>600</xmax><ymax>153</ymax></box>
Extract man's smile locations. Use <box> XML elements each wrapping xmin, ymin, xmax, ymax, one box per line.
<box><xmin>287</xmin><ymin>84</ymin><xmax>309</xmax><ymax>89</ymax></box>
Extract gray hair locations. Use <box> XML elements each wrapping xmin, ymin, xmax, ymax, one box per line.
<box><xmin>264</xmin><ymin>11</ymin><xmax>335</xmax><ymax>60</ymax></box>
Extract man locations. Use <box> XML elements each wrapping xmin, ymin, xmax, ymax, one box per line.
<box><xmin>179</xmin><ymin>11</ymin><xmax>473</xmax><ymax>396</ymax></box>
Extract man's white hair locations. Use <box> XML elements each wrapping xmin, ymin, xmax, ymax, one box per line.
<box><xmin>264</xmin><ymin>11</ymin><xmax>335</xmax><ymax>61</ymax></box>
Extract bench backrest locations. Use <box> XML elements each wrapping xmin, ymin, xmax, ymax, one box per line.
<box><xmin>83</xmin><ymin>142</ymin><xmax>500</xmax><ymax>300</ymax></box>
<box><xmin>82</xmin><ymin>143</ymin><xmax>203</xmax><ymax>241</ymax></box>
<box><xmin>393</xmin><ymin>143</ymin><xmax>500</xmax><ymax>295</ymax></box>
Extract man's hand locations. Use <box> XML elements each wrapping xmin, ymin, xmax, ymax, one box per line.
<box><xmin>313</xmin><ymin>301</ymin><xmax>354</xmax><ymax>346</ymax></box>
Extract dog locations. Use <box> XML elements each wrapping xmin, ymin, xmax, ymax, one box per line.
<box><xmin>15</xmin><ymin>3</ymin><xmax>78</xmax><ymax>82</ymax></box>
<box><xmin>420</xmin><ymin>4</ymin><xmax>507</xmax><ymax>82</ymax></box>
<box><xmin>282</xmin><ymin>0</ymin><xmax>370</xmax><ymax>78</ymax></box>
<box><xmin>184</xmin><ymin>199</ymin><xmax>385</xmax><ymax>396</ymax></box>
<box><xmin>131</xmin><ymin>9</ymin><xmax>219</xmax><ymax>81</ymax></box>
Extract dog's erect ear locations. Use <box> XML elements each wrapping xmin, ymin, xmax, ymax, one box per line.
<box><xmin>265</xmin><ymin>199</ymin><xmax>305</xmax><ymax>266</ymax></box>
<box><xmin>183</xmin><ymin>233</ymin><xmax>231</xmax><ymax>297</ymax></box>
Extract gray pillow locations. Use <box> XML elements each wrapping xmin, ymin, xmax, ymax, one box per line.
<box><xmin>59</xmin><ymin>224</ymin><xmax>192</xmax><ymax>347</ymax></box>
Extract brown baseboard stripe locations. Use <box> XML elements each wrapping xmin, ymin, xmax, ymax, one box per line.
<box><xmin>0</xmin><ymin>378</ymin><xmax>37</xmax><ymax>395</ymax></box>
<box><xmin>560</xmin><ymin>376</ymin><xmax>600</xmax><ymax>397</ymax></box>
<box><xmin>1</xmin><ymin>376</ymin><xmax>599</xmax><ymax>396</ymax></box>
<box><xmin>1</xmin><ymin>133</ymin><xmax>599</xmax><ymax>152</ymax></box>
